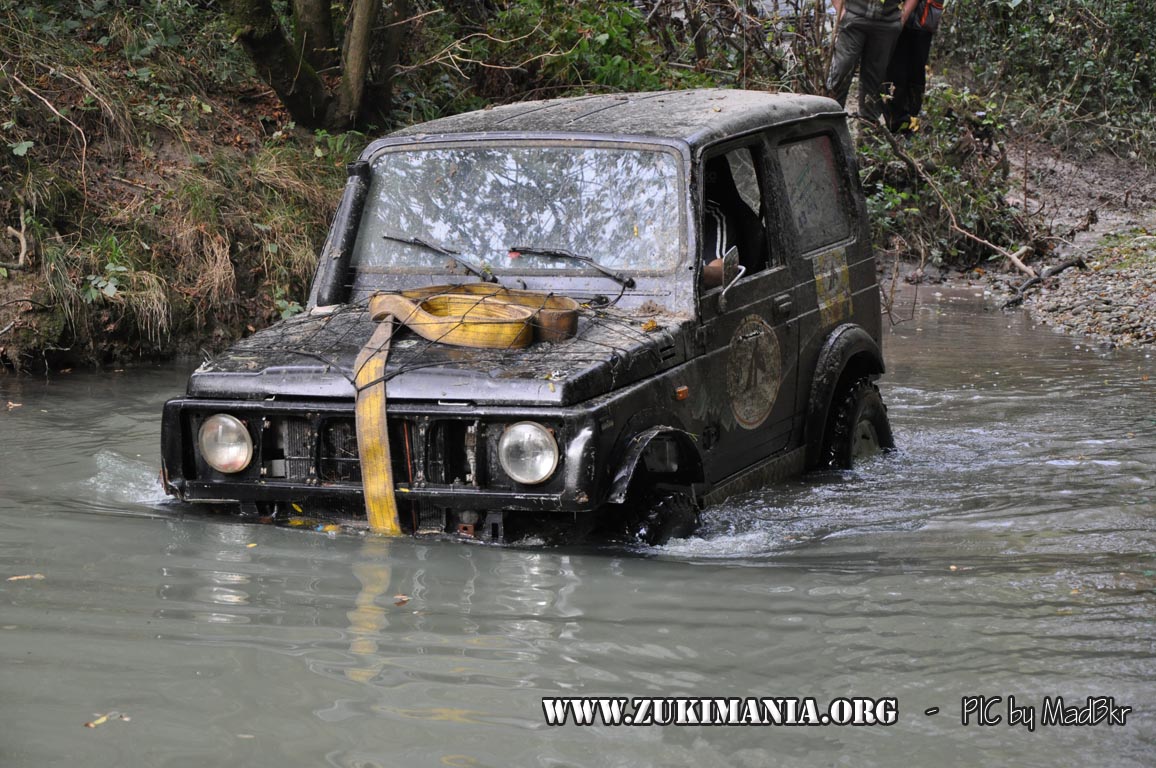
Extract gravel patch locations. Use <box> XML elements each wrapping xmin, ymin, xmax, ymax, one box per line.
<box><xmin>1025</xmin><ymin>232</ymin><xmax>1156</xmax><ymax>347</ymax></box>
<box><xmin>1000</xmin><ymin>142</ymin><xmax>1156</xmax><ymax>347</ymax></box>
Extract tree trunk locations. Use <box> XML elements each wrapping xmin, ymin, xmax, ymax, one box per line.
<box><xmin>359</xmin><ymin>0</ymin><xmax>410</xmax><ymax>127</ymax></box>
<box><xmin>685</xmin><ymin>0</ymin><xmax>710</xmax><ymax>64</ymax></box>
<box><xmin>224</xmin><ymin>0</ymin><xmax>331</xmax><ymax>128</ymax></box>
<box><xmin>292</xmin><ymin>0</ymin><xmax>336</xmax><ymax>69</ymax></box>
<box><xmin>328</xmin><ymin>0</ymin><xmax>381</xmax><ymax>129</ymax></box>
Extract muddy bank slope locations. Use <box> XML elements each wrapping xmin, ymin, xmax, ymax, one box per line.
<box><xmin>1005</xmin><ymin>142</ymin><xmax>1156</xmax><ymax>347</ymax></box>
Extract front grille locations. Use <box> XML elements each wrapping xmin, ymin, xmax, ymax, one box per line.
<box><xmin>249</xmin><ymin>413</ymin><xmax>481</xmax><ymax>489</ymax></box>
<box><xmin>259</xmin><ymin>416</ymin><xmax>313</xmax><ymax>480</ymax></box>
<box><xmin>284</xmin><ymin>418</ymin><xmax>313</xmax><ymax>479</ymax></box>
<box><xmin>427</xmin><ymin>420</ymin><xmax>477</xmax><ymax>485</ymax></box>
<box><xmin>320</xmin><ymin>419</ymin><xmax>361</xmax><ymax>483</ymax></box>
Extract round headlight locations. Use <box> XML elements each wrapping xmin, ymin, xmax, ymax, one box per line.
<box><xmin>498</xmin><ymin>422</ymin><xmax>559</xmax><ymax>485</ymax></box>
<box><xmin>198</xmin><ymin>414</ymin><xmax>254</xmax><ymax>474</ymax></box>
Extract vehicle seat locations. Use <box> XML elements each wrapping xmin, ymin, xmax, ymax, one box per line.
<box><xmin>702</xmin><ymin>155</ymin><xmax>767</xmax><ymax>274</ymax></box>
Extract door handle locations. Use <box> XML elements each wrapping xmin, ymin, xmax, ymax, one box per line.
<box><xmin>773</xmin><ymin>293</ymin><xmax>793</xmax><ymax>319</ymax></box>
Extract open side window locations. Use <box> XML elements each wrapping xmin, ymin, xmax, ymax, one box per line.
<box><xmin>699</xmin><ymin>143</ymin><xmax>773</xmax><ymax>292</ymax></box>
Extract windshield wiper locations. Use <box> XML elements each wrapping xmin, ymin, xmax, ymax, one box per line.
<box><xmin>509</xmin><ymin>246</ymin><xmax>635</xmax><ymax>289</ymax></box>
<box><xmin>382</xmin><ymin>232</ymin><xmax>497</xmax><ymax>283</ymax></box>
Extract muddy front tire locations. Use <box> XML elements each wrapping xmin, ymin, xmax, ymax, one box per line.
<box><xmin>626</xmin><ymin>488</ymin><xmax>700</xmax><ymax>546</ymax></box>
<box><xmin>825</xmin><ymin>378</ymin><xmax>894</xmax><ymax>469</ymax></box>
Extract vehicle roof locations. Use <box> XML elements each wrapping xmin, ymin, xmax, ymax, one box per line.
<box><xmin>388</xmin><ymin>89</ymin><xmax>844</xmax><ymax>150</ymax></box>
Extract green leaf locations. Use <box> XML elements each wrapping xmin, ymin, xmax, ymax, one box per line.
<box><xmin>0</xmin><ymin>266</ymin><xmax>8</xmax><ymax>279</ymax></box>
<box><xmin>9</xmin><ymin>140</ymin><xmax>33</xmax><ymax>157</ymax></box>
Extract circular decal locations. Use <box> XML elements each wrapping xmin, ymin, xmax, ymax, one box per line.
<box><xmin>726</xmin><ymin>314</ymin><xmax>783</xmax><ymax>429</ymax></box>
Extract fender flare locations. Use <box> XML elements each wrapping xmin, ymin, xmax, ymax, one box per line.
<box><xmin>804</xmin><ymin>324</ymin><xmax>886</xmax><ymax>468</ymax></box>
<box><xmin>607</xmin><ymin>426</ymin><xmax>704</xmax><ymax>504</ymax></box>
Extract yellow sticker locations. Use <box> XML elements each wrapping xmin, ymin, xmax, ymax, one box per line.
<box><xmin>812</xmin><ymin>247</ymin><xmax>851</xmax><ymax>327</ymax></box>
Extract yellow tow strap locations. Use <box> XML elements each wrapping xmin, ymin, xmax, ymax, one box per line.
<box><xmin>354</xmin><ymin>319</ymin><xmax>403</xmax><ymax>535</ymax></box>
<box><xmin>353</xmin><ymin>285</ymin><xmax>579</xmax><ymax>534</ymax></box>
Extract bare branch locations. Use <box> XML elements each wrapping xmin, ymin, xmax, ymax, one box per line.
<box><xmin>7</xmin><ymin>70</ymin><xmax>89</xmax><ymax>197</ymax></box>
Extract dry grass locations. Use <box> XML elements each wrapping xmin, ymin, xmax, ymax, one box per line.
<box><xmin>0</xmin><ymin>4</ymin><xmax>360</xmax><ymax>366</ymax></box>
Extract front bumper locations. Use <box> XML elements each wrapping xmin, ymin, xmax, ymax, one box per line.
<box><xmin>161</xmin><ymin>397</ymin><xmax>600</xmax><ymax>514</ymax></box>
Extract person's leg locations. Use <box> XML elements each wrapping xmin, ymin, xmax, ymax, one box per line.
<box><xmin>826</xmin><ymin>14</ymin><xmax>868</xmax><ymax>108</ymax></box>
<box><xmin>908</xmin><ymin>29</ymin><xmax>935</xmax><ymax>119</ymax></box>
<box><xmin>883</xmin><ymin>26</ymin><xmax>917</xmax><ymax>132</ymax></box>
<box><xmin>857</xmin><ymin>18</ymin><xmax>902</xmax><ymax>124</ymax></box>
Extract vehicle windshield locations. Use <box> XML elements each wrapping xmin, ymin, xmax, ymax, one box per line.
<box><xmin>350</xmin><ymin>144</ymin><xmax>683</xmax><ymax>287</ymax></box>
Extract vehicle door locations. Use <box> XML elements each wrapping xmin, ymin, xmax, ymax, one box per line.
<box><xmin>695</xmin><ymin>138</ymin><xmax>801</xmax><ymax>484</ymax></box>
<box><xmin>770</xmin><ymin>127</ymin><xmax>866</xmax><ymax>421</ymax></box>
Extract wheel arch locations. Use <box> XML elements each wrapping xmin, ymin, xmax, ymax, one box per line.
<box><xmin>607</xmin><ymin>426</ymin><xmax>705</xmax><ymax>504</ymax></box>
<box><xmin>804</xmin><ymin>324</ymin><xmax>886</xmax><ymax>469</ymax></box>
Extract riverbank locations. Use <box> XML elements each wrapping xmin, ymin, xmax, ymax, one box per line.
<box><xmin>1005</xmin><ymin>142</ymin><xmax>1156</xmax><ymax>347</ymax></box>
<box><xmin>0</xmin><ymin>6</ymin><xmax>351</xmax><ymax>372</ymax></box>
<box><xmin>2</xmin><ymin>2</ymin><xmax>1152</xmax><ymax>369</ymax></box>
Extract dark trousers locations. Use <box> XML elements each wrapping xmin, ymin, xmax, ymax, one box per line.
<box><xmin>883</xmin><ymin>27</ymin><xmax>935</xmax><ymax>132</ymax></box>
<box><xmin>826</xmin><ymin>12</ymin><xmax>902</xmax><ymax>123</ymax></box>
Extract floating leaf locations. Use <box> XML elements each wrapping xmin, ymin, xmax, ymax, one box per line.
<box><xmin>394</xmin><ymin>594</ymin><xmax>411</xmax><ymax>606</ymax></box>
<box><xmin>6</xmin><ymin>573</ymin><xmax>44</xmax><ymax>581</ymax></box>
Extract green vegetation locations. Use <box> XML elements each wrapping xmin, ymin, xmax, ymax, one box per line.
<box><xmin>0</xmin><ymin>1</ymin><xmax>354</xmax><ymax>368</ymax></box>
<box><xmin>939</xmin><ymin>0</ymin><xmax>1156</xmax><ymax>157</ymax></box>
<box><xmin>859</xmin><ymin>85</ymin><xmax>1041</xmax><ymax>269</ymax></box>
<box><xmin>0</xmin><ymin>0</ymin><xmax>1149</xmax><ymax>369</ymax></box>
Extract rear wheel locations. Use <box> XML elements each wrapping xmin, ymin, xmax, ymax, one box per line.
<box><xmin>824</xmin><ymin>378</ymin><xmax>894</xmax><ymax>469</ymax></box>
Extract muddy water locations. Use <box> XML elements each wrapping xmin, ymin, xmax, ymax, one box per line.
<box><xmin>1</xmin><ymin>290</ymin><xmax>1153</xmax><ymax>768</ymax></box>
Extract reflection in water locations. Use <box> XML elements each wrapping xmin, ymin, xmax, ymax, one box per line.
<box><xmin>347</xmin><ymin>538</ymin><xmax>392</xmax><ymax>683</ymax></box>
<box><xmin>0</xmin><ymin>292</ymin><xmax>1154</xmax><ymax>767</ymax></box>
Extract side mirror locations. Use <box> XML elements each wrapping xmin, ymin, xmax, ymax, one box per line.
<box><xmin>717</xmin><ymin>247</ymin><xmax>745</xmax><ymax>312</ymax></box>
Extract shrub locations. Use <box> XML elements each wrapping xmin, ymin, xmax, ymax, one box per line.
<box><xmin>938</xmin><ymin>0</ymin><xmax>1156</xmax><ymax>157</ymax></box>
<box><xmin>858</xmin><ymin>85</ymin><xmax>1041</xmax><ymax>268</ymax></box>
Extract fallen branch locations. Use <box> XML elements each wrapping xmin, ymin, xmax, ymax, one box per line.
<box><xmin>0</xmin><ymin>298</ymin><xmax>51</xmax><ymax>310</ymax></box>
<box><xmin>1001</xmin><ymin>256</ymin><xmax>1089</xmax><ymax>309</ymax></box>
<box><xmin>0</xmin><ymin>321</ymin><xmax>16</xmax><ymax>337</ymax></box>
<box><xmin>1004</xmin><ymin>245</ymin><xmax>1036</xmax><ymax>278</ymax></box>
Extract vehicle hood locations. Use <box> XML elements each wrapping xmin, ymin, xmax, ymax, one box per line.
<box><xmin>186</xmin><ymin>303</ymin><xmax>691</xmax><ymax>406</ymax></box>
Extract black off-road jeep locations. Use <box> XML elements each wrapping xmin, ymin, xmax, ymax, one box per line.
<box><xmin>161</xmin><ymin>89</ymin><xmax>893</xmax><ymax>544</ymax></box>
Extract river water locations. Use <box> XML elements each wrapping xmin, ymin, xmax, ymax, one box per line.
<box><xmin>1</xmin><ymin>289</ymin><xmax>1153</xmax><ymax>767</ymax></box>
